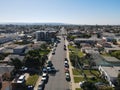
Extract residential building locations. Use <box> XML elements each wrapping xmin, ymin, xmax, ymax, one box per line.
<box><xmin>99</xmin><ymin>66</ymin><xmax>120</xmax><ymax>87</ymax></box>
<box><xmin>13</xmin><ymin>45</ymin><xmax>27</xmax><ymax>54</ymax></box>
<box><xmin>36</xmin><ymin>30</ymin><xmax>56</xmax><ymax>41</ymax></box>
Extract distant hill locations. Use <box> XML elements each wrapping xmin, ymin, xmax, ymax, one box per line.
<box><xmin>0</xmin><ymin>22</ymin><xmax>67</xmax><ymax>25</ymax></box>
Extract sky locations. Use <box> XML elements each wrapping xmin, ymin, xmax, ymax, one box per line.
<box><xmin>0</xmin><ymin>0</ymin><xmax>120</xmax><ymax>25</ymax></box>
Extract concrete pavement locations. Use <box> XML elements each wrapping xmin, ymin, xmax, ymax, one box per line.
<box><xmin>65</xmin><ymin>39</ymin><xmax>83</xmax><ymax>89</ymax></box>
<box><xmin>44</xmin><ymin>36</ymin><xmax>70</xmax><ymax>90</ymax></box>
<box><xmin>65</xmin><ymin>39</ymin><xmax>76</xmax><ymax>90</ymax></box>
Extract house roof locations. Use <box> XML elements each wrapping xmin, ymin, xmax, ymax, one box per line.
<box><xmin>0</xmin><ymin>65</ymin><xmax>14</xmax><ymax>75</ymax></box>
<box><xmin>3</xmin><ymin>55</ymin><xmax>24</xmax><ymax>62</ymax></box>
<box><xmin>103</xmin><ymin>56</ymin><xmax>120</xmax><ymax>63</ymax></box>
<box><xmin>101</xmin><ymin>66</ymin><xmax>120</xmax><ymax>78</ymax></box>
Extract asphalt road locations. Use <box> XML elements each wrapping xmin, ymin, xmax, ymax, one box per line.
<box><xmin>44</xmin><ymin>36</ymin><xmax>70</xmax><ymax>90</ymax></box>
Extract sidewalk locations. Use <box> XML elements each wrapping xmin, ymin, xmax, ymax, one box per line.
<box><xmin>34</xmin><ymin>76</ymin><xmax>42</xmax><ymax>90</ymax></box>
<box><xmin>65</xmin><ymin>39</ymin><xmax>75</xmax><ymax>90</ymax></box>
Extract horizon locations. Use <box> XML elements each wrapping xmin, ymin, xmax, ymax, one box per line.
<box><xmin>0</xmin><ymin>0</ymin><xmax>120</xmax><ymax>25</ymax></box>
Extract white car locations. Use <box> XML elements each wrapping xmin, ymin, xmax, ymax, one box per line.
<box><xmin>79</xmin><ymin>81</ymin><xmax>85</xmax><ymax>87</ymax></box>
<box><xmin>42</xmin><ymin>73</ymin><xmax>48</xmax><ymax>77</ymax></box>
<box><xmin>64</xmin><ymin>61</ymin><xmax>68</xmax><ymax>64</ymax></box>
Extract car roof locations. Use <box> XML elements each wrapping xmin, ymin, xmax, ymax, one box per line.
<box><xmin>65</xmin><ymin>73</ymin><xmax>69</xmax><ymax>75</ymax></box>
<box><xmin>39</xmin><ymin>81</ymin><xmax>44</xmax><ymax>84</ymax></box>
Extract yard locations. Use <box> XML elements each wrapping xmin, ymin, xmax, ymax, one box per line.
<box><xmin>74</xmin><ymin>76</ymin><xmax>84</xmax><ymax>83</ymax></box>
<box><xmin>72</xmin><ymin>69</ymin><xmax>82</xmax><ymax>75</ymax></box>
<box><xmin>26</xmin><ymin>74</ymin><xmax>39</xmax><ymax>86</ymax></box>
<box><xmin>68</xmin><ymin>45</ymin><xmax>84</xmax><ymax>58</ymax></box>
<box><xmin>83</xmin><ymin>70</ymin><xmax>100</xmax><ymax>76</ymax></box>
<box><xmin>76</xmin><ymin>88</ymin><xmax>83</xmax><ymax>90</ymax></box>
<box><xmin>39</xmin><ymin>49</ymin><xmax>50</xmax><ymax>56</ymax></box>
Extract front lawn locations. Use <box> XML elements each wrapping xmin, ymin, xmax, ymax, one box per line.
<box><xmin>72</xmin><ymin>69</ymin><xmax>82</xmax><ymax>75</ymax></box>
<box><xmin>26</xmin><ymin>74</ymin><xmax>39</xmax><ymax>86</ymax></box>
<box><xmin>40</xmin><ymin>49</ymin><xmax>50</xmax><ymax>56</ymax></box>
<box><xmin>83</xmin><ymin>70</ymin><xmax>100</xmax><ymax>76</ymax></box>
<box><xmin>74</xmin><ymin>76</ymin><xmax>84</xmax><ymax>83</ymax></box>
<box><xmin>68</xmin><ymin>45</ymin><xmax>76</xmax><ymax>51</ymax></box>
<box><xmin>76</xmin><ymin>88</ymin><xmax>83</xmax><ymax>90</ymax></box>
<box><xmin>78</xmin><ymin>51</ymin><xmax>84</xmax><ymax>58</ymax></box>
<box><xmin>83</xmin><ymin>70</ymin><xmax>92</xmax><ymax>76</ymax></box>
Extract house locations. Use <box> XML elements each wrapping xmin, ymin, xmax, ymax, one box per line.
<box><xmin>102</xmin><ymin>56</ymin><xmax>120</xmax><ymax>66</ymax></box>
<box><xmin>74</xmin><ymin>37</ymin><xmax>101</xmax><ymax>45</ymax></box>
<box><xmin>99</xmin><ymin>66</ymin><xmax>120</xmax><ymax>87</ymax></box>
<box><xmin>3</xmin><ymin>55</ymin><xmax>25</xmax><ymax>63</ymax></box>
<box><xmin>104</xmin><ymin>47</ymin><xmax>120</xmax><ymax>53</ymax></box>
<box><xmin>13</xmin><ymin>45</ymin><xmax>27</xmax><ymax>54</ymax></box>
<box><xmin>0</xmin><ymin>65</ymin><xmax>14</xmax><ymax>81</ymax></box>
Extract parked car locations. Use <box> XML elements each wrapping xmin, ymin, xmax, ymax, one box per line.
<box><xmin>64</xmin><ymin>58</ymin><xmax>68</xmax><ymax>61</ymax></box>
<box><xmin>52</xmin><ymin>51</ymin><xmax>55</xmax><ymax>55</ymax></box>
<box><xmin>47</xmin><ymin>66</ymin><xmax>52</xmax><ymax>73</ymax></box>
<box><xmin>51</xmin><ymin>66</ymin><xmax>56</xmax><ymax>72</ymax></box>
<box><xmin>64</xmin><ymin>63</ymin><xmax>69</xmax><ymax>68</ymax></box>
<box><xmin>27</xmin><ymin>85</ymin><xmax>34</xmax><ymax>90</ymax></box>
<box><xmin>42</xmin><ymin>73</ymin><xmax>48</xmax><ymax>78</ymax></box>
<box><xmin>41</xmin><ymin>77</ymin><xmax>47</xmax><ymax>83</ymax></box>
<box><xmin>64</xmin><ymin>47</ymin><xmax>66</xmax><ymax>50</ymax></box>
<box><xmin>42</xmin><ymin>67</ymin><xmax>48</xmax><ymax>73</ymax></box>
<box><xmin>47</xmin><ymin>61</ymin><xmax>53</xmax><ymax>67</ymax></box>
<box><xmin>38</xmin><ymin>81</ymin><xmax>45</xmax><ymax>90</ymax></box>
<box><xmin>47</xmin><ymin>66</ymin><xmax>56</xmax><ymax>73</ymax></box>
<box><xmin>65</xmin><ymin>73</ymin><xmax>71</xmax><ymax>81</ymax></box>
<box><xmin>79</xmin><ymin>81</ymin><xmax>85</xmax><ymax>87</ymax></box>
<box><xmin>65</xmin><ymin>68</ymin><xmax>69</xmax><ymax>73</ymax></box>
<box><xmin>64</xmin><ymin>61</ymin><xmax>68</xmax><ymax>64</ymax></box>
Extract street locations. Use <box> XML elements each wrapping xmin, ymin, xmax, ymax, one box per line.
<box><xmin>44</xmin><ymin>36</ymin><xmax>70</xmax><ymax>90</ymax></box>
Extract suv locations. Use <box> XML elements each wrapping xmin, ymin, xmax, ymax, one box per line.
<box><xmin>42</xmin><ymin>67</ymin><xmax>48</xmax><ymax>74</ymax></box>
<box><xmin>65</xmin><ymin>73</ymin><xmax>71</xmax><ymax>81</ymax></box>
<box><xmin>64</xmin><ymin>63</ymin><xmax>69</xmax><ymax>68</ymax></box>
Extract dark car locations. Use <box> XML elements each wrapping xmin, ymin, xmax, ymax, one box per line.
<box><xmin>64</xmin><ymin>47</ymin><xmax>67</xmax><ymax>50</ymax></box>
<box><xmin>64</xmin><ymin>58</ymin><xmax>68</xmax><ymax>61</ymax></box>
<box><xmin>64</xmin><ymin>63</ymin><xmax>69</xmax><ymax>68</ymax></box>
<box><xmin>27</xmin><ymin>85</ymin><xmax>34</xmax><ymax>90</ymax></box>
<box><xmin>47</xmin><ymin>61</ymin><xmax>53</xmax><ymax>67</ymax></box>
<box><xmin>38</xmin><ymin>81</ymin><xmax>45</xmax><ymax>90</ymax></box>
<box><xmin>51</xmin><ymin>66</ymin><xmax>56</xmax><ymax>72</ymax></box>
<box><xmin>52</xmin><ymin>51</ymin><xmax>55</xmax><ymax>55</ymax></box>
<box><xmin>65</xmin><ymin>73</ymin><xmax>71</xmax><ymax>81</ymax></box>
<box><xmin>42</xmin><ymin>67</ymin><xmax>48</xmax><ymax>73</ymax></box>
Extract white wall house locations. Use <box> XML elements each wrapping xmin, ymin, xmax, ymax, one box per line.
<box><xmin>99</xmin><ymin>66</ymin><xmax>120</xmax><ymax>87</ymax></box>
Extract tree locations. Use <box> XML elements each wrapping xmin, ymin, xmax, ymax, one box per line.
<box><xmin>118</xmin><ymin>73</ymin><xmax>120</xmax><ymax>86</ymax></box>
<box><xmin>11</xmin><ymin>58</ymin><xmax>22</xmax><ymax>70</ymax></box>
<box><xmin>24</xmin><ymin>55</ymin><xmax>41</xmax><ymax>69</ymax></box>
<box><xmin>40</xmin><ymin>43</ymin><xmax>48</xmax><ymax>50</ymax></box>
<box><xmin>81</xmin><ymin>81</ymin><xmax>97</xmax><ymax>90</ymax></box>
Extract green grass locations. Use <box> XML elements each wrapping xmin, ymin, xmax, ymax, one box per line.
<box><xmin>40</xmin><ymin>49</ymin><xmax>50</xmax><ymax>56</ymax></box>
<box><xmin>90</xmin><ymin>70</ymin><xmax>100</xmax><ymax>76</ymax></box>
<box><xmin>74</xmin><ymin>76</ymin><xmax>84</xmax><ymax>83</ymax></box>
<box><xmin>76</xmin><ymin>88</ymin><xmax>83</xmax><ymax>90</ymax></box>
<box><xmin>101</xmin><ymin>53</ymin><xmax>111</xmax><ymax>56</ymax></box>
<box><xmin>72</xmin><ymin>69</ymin><xmax>82</xmax><ymax>75</ymax></box>
<box><xmin>83</xmin><ymin>70</ymin><xmax>100</xmax><ymax>76</ymax></box>
<box><xmin>68</xmin><ymin>45</ymin><xmax>76</xmax><ymax>51</ymax></box>
<box><xmin>26</xmin><ymin>74</ymin><xmax>39</xmax><ymax>86</ymax></box>
<box><xmin>83</xmin><ymin>70</ymin><xmax>92</xmax><ymax>76</ymax></box>
<box><xmin>68</xmin><ymin>45</ymin><xmax>84</xmax><ymax>58</ymax></box>
<box><xmin>78</xmin><ymin>51</ymin><xmax>84</xmax><ymax>57</ymax></box>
